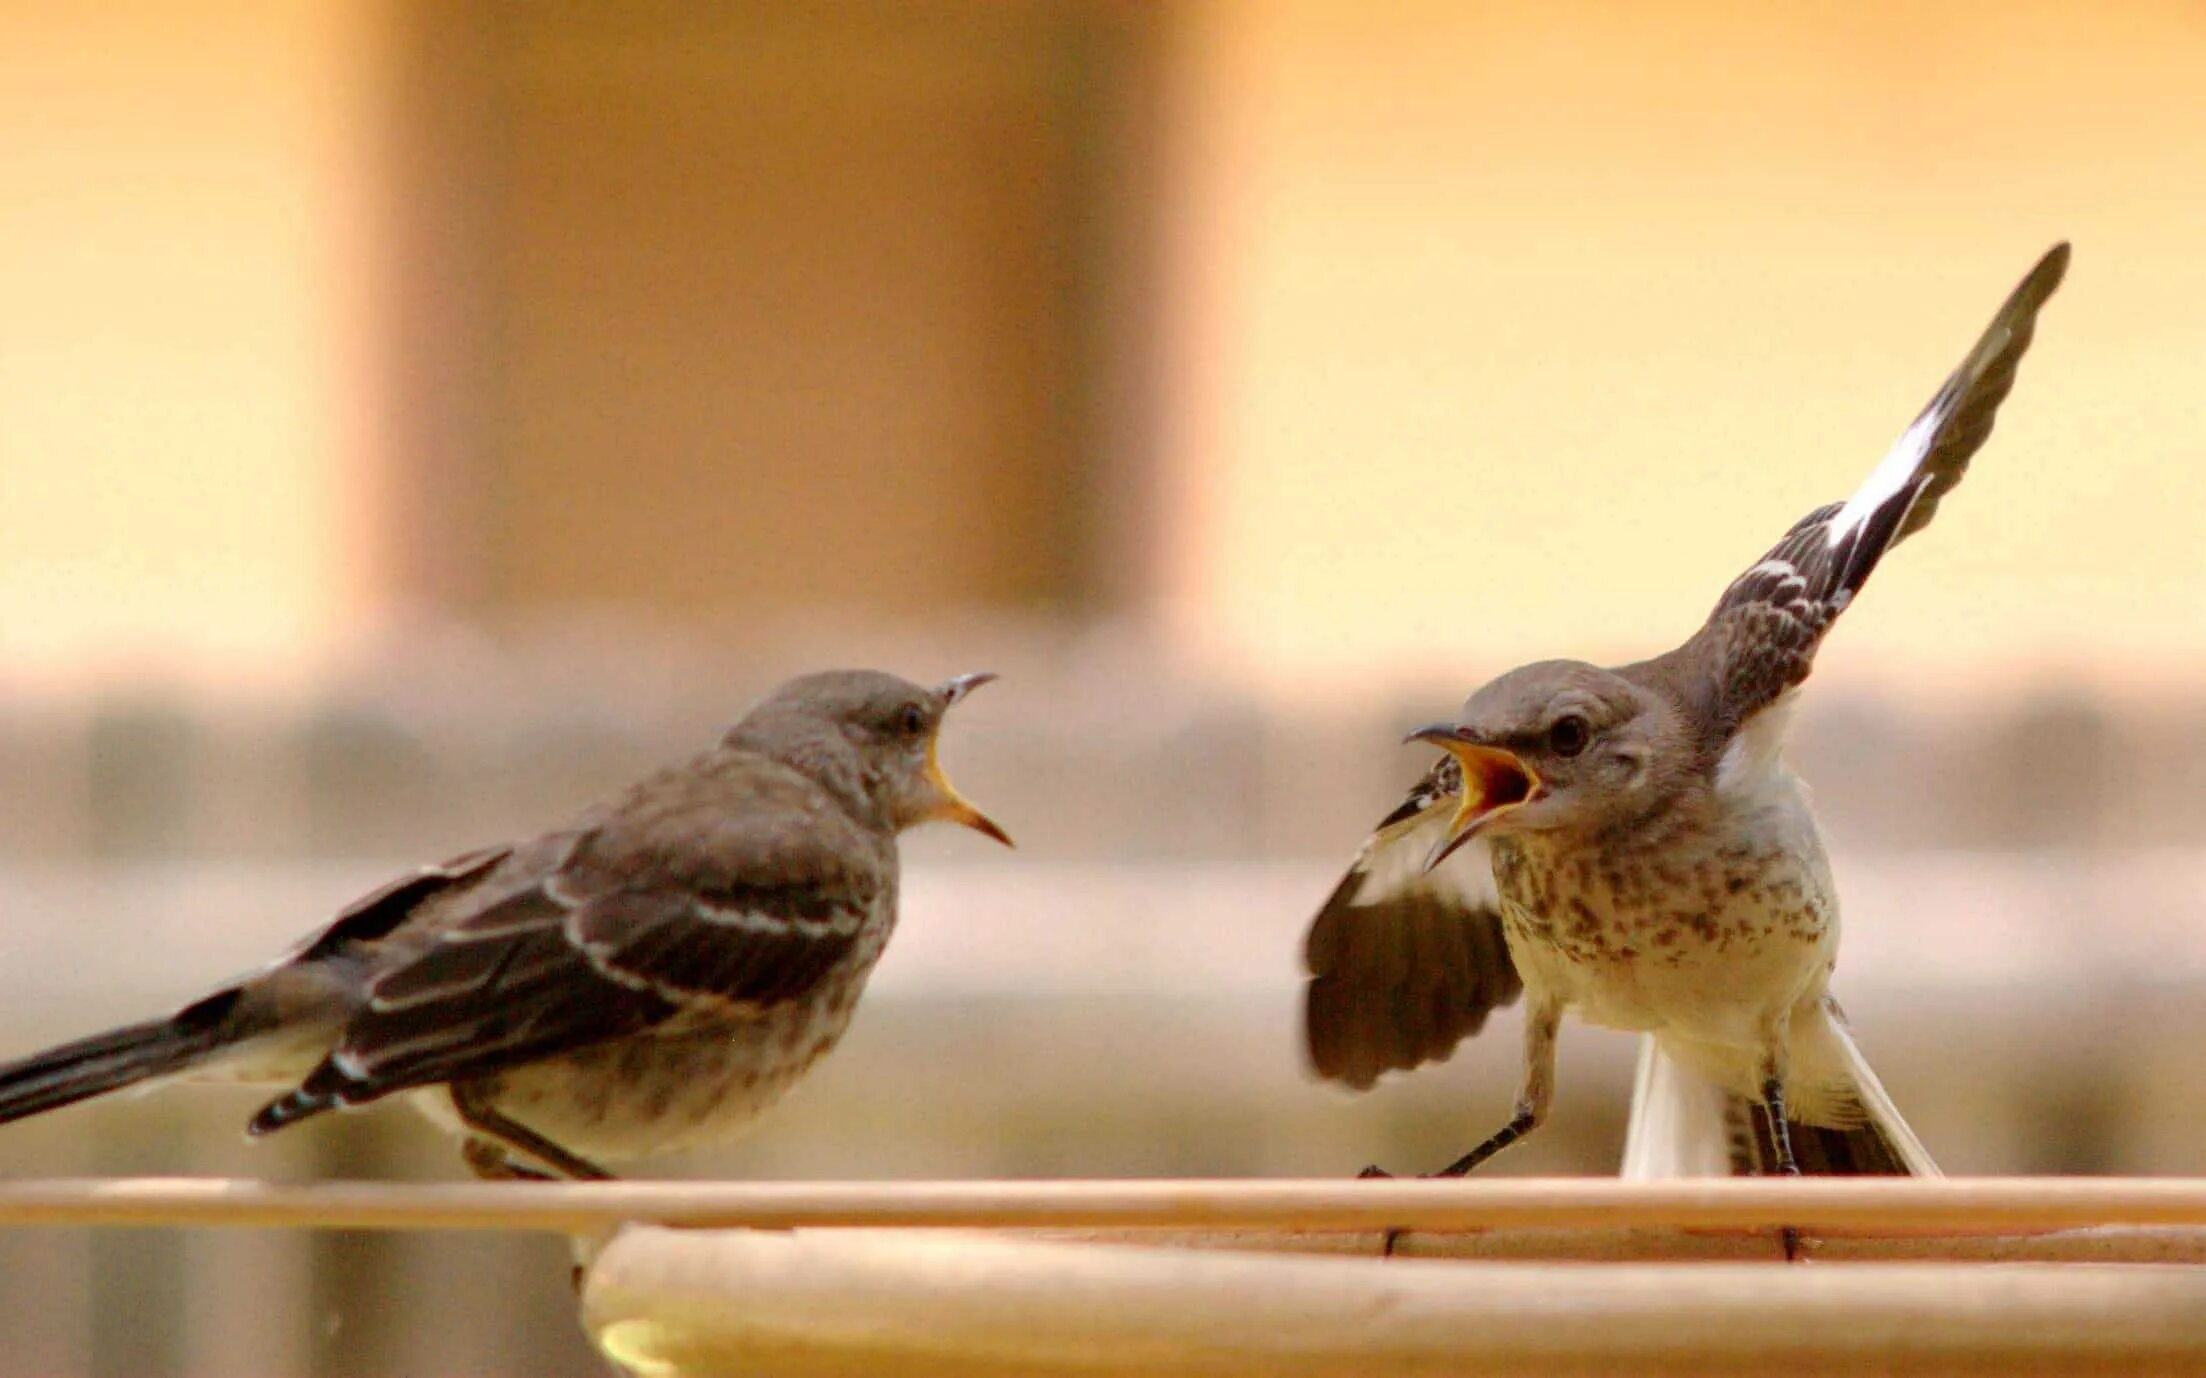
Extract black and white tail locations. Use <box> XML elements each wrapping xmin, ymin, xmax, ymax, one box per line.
<box><xmin>1622</xmin><ymin>1018</ymin><xmax>1939</xmax><ymax>1179</ymax></box>
<box><xmin>1678</xmin><ymin>243</ymin><xmax>2070</xmax><ymax>742</ymax></box>
<box><xmin>0</xmin><ymin>989</ymin><xmax>243</xmax><ymax>1127</ymax></box>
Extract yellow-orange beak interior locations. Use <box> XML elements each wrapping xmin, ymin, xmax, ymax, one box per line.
<box><xmin>921</xmin><ymin>743</ymin><xmax>1012</xmax><ymax>847</ymax></box>
<box><xmin>924</xmin><ymin>672</ymin><xmax>1012</xmax><ymax>847</ymax></box>
<box><xmin>1406</xmin><ymin>726</ymin><xmax>1539</xmax><ymax>871</ymax></box>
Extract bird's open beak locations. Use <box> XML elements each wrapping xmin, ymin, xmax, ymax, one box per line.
<box><xmin>927</xmin><ymin>673</ymin><xmax>1013</xmax><ymax>847</ymax></box>
<box><xmin>1405</xmin><ymin>723</ymin><xmax>1540</xmax><ymax>872</ymax></box>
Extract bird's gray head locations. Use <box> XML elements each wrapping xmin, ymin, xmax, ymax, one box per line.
<box><xmin>1407</xmin><ymin>659</ymin><xmax>1685</xmax><ymax>869</ymax></box>
<box><xmin>726</xmin><ymin>669</ymin><xmax>1011</xmax><ymax>846</ymax></box>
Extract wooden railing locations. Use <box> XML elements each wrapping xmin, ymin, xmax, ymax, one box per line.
<box><xmin>5</xmin><ymin>1176</ymin><xmax>2205</xmax><ymax>1376</ymax></box>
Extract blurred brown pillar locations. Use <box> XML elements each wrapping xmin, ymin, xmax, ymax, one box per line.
<box><xmin>377</xmin><ymin>2</ymin><xmax>1165</xmax><ymax>625</ymax></box>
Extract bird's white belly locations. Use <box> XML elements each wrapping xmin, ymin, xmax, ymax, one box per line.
<box><xmin>1497</xmin><ymin>825</ymin><xmax>1839</xmax><ymax>1049</ymax></box>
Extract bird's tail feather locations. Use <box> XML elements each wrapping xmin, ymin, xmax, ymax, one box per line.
<box><xmin>1788</xmin><ymin>1011</ymin><xmax>1941</xmax><ymax>1176</ymax></box>
<box><xmin>1620</xmin><ymin>1034</ymin><xmax>1737</xmax><ymax>1178</ymax></box>
<box><xmin>0</xmin><ymin>990</ymin><xmax>241</xmax><ymax>1127</ymax></box>
<box><xmin>1735</xmin><ymin>1097</ymin><xmax>1935</xmax><ymax>1177</ymax></box>
<box><xmin>1621</xmin><ymin>1022</ymin><xmax>1939</xmax><ymax>1178</ymax></box>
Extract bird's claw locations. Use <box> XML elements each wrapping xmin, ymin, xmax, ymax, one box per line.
<box><xmin>462</xmin><ymin>1137</ymin><xmax>556</xmax><ymax>1183</ymax></box>
<box><xmin>1354</xmin><ymin>1163</ymin><xmax>1407</xmax><ymax>1253</ymax></box>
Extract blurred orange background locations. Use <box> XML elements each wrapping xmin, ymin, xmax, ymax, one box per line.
<box><xmin>5</xmin><ymin>2</ymin><xmax>2202</xmax><ymax>694</ymax></box>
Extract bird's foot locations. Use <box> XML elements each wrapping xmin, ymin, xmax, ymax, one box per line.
<box><xmin>1773</xmin><ymin>1147</ymin><xmax>1805</xmax><ymax>1261</ymax></box>
<box><xmin>1356</xmin><ymin>1148</ymin><xmax>1501</xmax><ymax>1254</ymax></box>
<box><xmin>462</xmin><ymin>1137</ymin><xmax>556</xmax><ymax>1183</ymax></box>
<box><xmin>1354</xmin><ymin>1165</ymin><xmax>1404</xmax><ymax>1252</ymax></box>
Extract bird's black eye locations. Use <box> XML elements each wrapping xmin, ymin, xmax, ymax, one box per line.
<box><xmin>896</xmin><ymin>703</ymin><xmax>928</xmax><ymax>737</ymax></box>
<box><xmin>1548</xmin><ymin>715</ymin><xmax>1590</xmax><ymax>758</ymax></box>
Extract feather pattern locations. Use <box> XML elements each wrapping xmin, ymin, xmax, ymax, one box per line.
<box><xmin>1303</xmin><ymin>760</ymin><xmax>1523</xmax><ymax>1090</ymax></box>
<box><xmin>1623</xmin><ymin>1004</ymin><xmax>1940</xmax><ymax>1180</ymax></box>
<box><xmin>249</xmin><ymin>756</ymin><xmax>886</xmax><ymax>1134</ymax></box>
<box><xmin>1300</xmin><ymin>247</ymin><xmax>2068</xmax><ymax>1147</ymax></box>
<box><xmin>1684</xmin><ymin>243</ymin><xmax>2068</xmax><ymax>746</ymax></box>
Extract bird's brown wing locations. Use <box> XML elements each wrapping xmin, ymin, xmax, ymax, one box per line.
<box><xmin>249</xmin><ymin>758</ymin><xmax>881</xmax><ymax>1132</ymax></box>
<box><xmin>1303</xmin><ymin>758</ymin><xmax>1523</xmax><ymax>1091</ymax></box>
<box><xmin>1678</xmin><ymin>244</ymin><xmax>2068</xmax><ymax>740</ymax></box>
<box><xmin>287</xmin><ymin>845</ymin><xmax>514</xmax><ymax>964</ymax></box>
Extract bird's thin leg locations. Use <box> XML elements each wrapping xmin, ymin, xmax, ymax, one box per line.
<box><xmin>1433</xmin><ymin>1108</ymin><xmax>1535</xmax><ymax>1179</ymax></box>
<box><xmin>450</xmin><ymin>1083</ymin><xmax>615</xmax><ymax>1182</ymax></box>
<box><xmin>1759</xmin><ymin>1031</ymin><xmax>1805</xmax><ymax>1262</ymax></box>
<box><xmin>1761</xmin><ymin>1076</ymin><xmax>1800</xmax><ymax>1178</ymax></box>
<box><xmin>1367</xmin><ymin>996</ymin><xmax>1561</xmax><ymax>1256</ymax></box>
<box><xmin>459</xmin><ymin>1136</ymin><xmax>599</xmax><ymax>1295</ymax></box>
<box><xmin>1363</xmin><ymin>994</ymin><xmax>1563</xmax><ymax>1180</ymax></box>
<box><xmin>1436</xmin><ymin>996</ymin><xmax>1560</xmax><ymax>1177</ymax></box>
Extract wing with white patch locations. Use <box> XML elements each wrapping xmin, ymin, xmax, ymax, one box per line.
<box><xmin>249</xmin><ymin>776</ymin><xmax>882</xmax><ymax>1131</ymax></box>
<box><xmin>1303</xmin><ymin>758</ymin><xmax>1524</xmax><ymax>1091</ymax></box>
<box><xmin>1689</xmin><ymin>243</ymin><xmax>2068</xmax><ymax>740</ymax></box>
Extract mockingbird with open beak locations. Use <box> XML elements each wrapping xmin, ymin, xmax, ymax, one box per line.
<box><xmin>1305</xmin><ymin>245</ymin><xmax>2068</xmax><ymax>1186</ymax></box>
<box><xmin>0</xmin><ymin>669</ymin><xmax>1010</xmax><ymax>1181</ymax></box>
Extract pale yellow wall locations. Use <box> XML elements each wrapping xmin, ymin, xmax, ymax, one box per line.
<box><xmin>1153</xmin><ymin>0</ymin><xmax>2206</xmax><ymax>699</ymax></box>
<box><xmin>0</xmin><ymin>1</ymin><xmax>383</xmax><ymax>686</ymax></box>
<box><xmin>7</xmin><ymin>2</ymin><xmax>2204</xmax><ymax>701</ymax></box>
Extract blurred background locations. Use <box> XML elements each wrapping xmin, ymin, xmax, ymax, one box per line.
<box><xmin>3</xmin><ymin>2</ymin><xmax>2205</xmax><ymax>1374</ymax></box>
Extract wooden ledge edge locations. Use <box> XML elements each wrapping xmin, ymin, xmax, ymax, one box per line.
<box><xmin>1017</xmin><ymin>1222</ymin><xmax>2206</xmax><ymax>1264</ymax></box>
<box><xmin>581</xmin><ymin>1226</ymin><xmax>2206</xmax><ymax>1378</ymax></box>
<box><xmin>4</xmin><ymin>1176</ymin><xmax>2206</xmax><ymax>1236</ymax></box>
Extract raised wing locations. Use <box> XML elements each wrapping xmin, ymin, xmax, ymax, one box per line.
<box><xmin>1684</xmin><ymin>243</ymin><xmax>2068</xmax><ymax>741</ymax></box>
<box><xmin>1303</xmin><ymin>758</ymin><xmax>1523</xmax><ymax>1091</ymax></box>
<box><xmin>249</xmin><ymin>761</ymin><xmax>881</xmax><ymax>1132</ymax></box>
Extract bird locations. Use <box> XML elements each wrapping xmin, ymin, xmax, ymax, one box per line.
<box><xmin>1303</xmin><ymin>244</ymin><xmax>2069</xmax><ymax>1189</ymax></box>
<box><xmin>0</xmin><ymin>669</ymin><xmax>1011</xmax><ymax>1181</ymax></box>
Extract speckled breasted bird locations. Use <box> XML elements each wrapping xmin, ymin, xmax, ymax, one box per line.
<box><xmin>0</xmin><ymin>669</ymin><xmax>1010</xmax><ymax>1180</ymax></box>
<box><xmin>1305</xmin><ymin>245</ymin><xmax>2068</xmax><ymax>1184</ymax></box>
